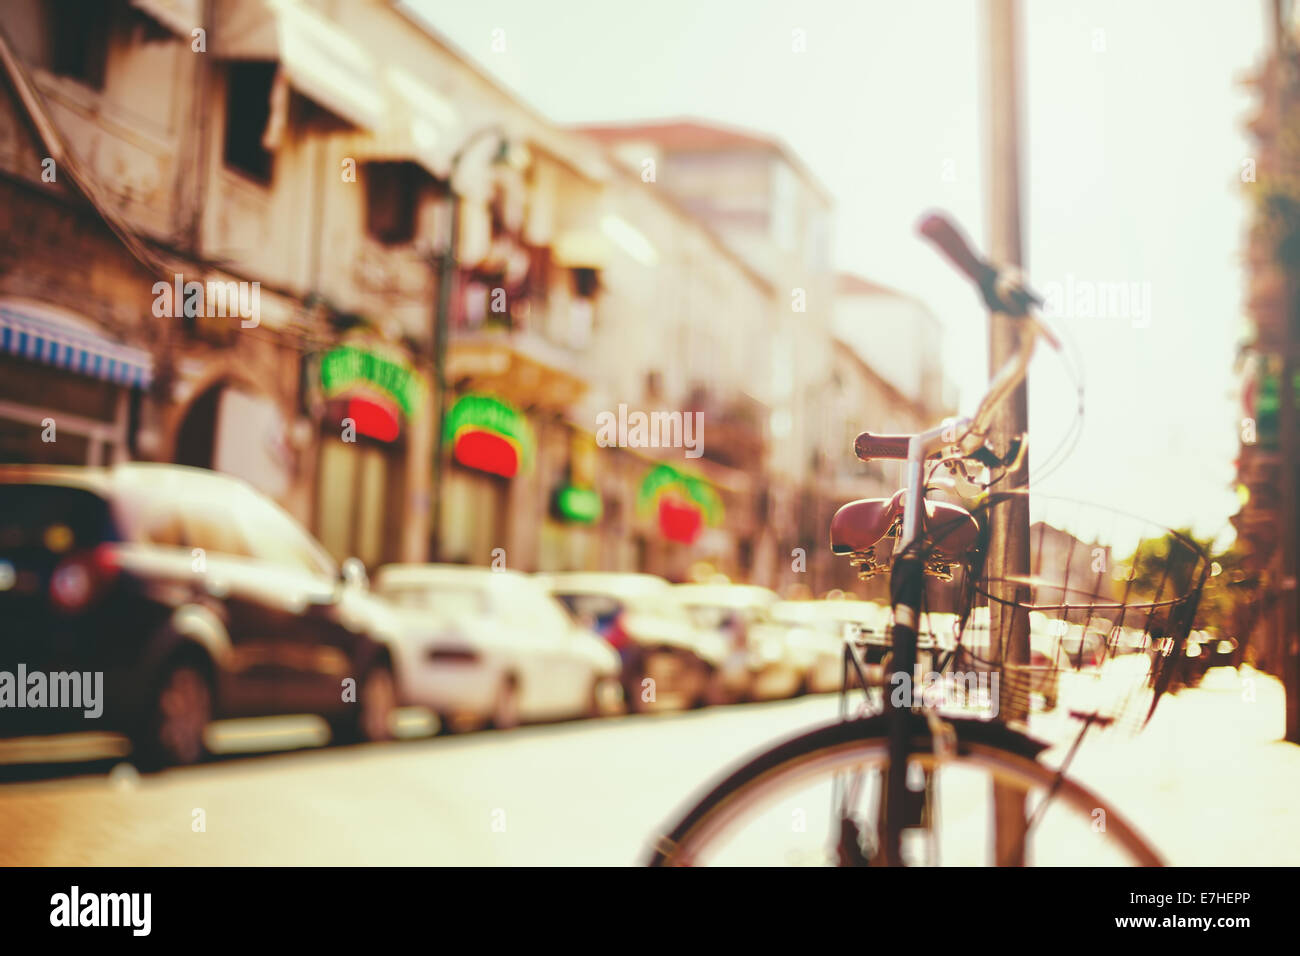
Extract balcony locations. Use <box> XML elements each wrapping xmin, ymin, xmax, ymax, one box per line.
<box><xmin>683</xmin><ymin>386</ymin><xmax>767</xmax><ymax>472</ymax></box>
<box><xmin>446</xmin><ymin>323</ymin><xmax>587</xmax><ymax>410</ymax></box>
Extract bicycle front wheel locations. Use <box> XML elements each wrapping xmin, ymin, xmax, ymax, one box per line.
<box><xmin>646</xmin><ymin>716</ymin><xmax>1161</xmax><ymax>866</ymax></box>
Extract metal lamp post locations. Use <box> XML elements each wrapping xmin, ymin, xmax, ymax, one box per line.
<box><xmin>429</xmin><ymin>125</ymin><xmax>514</xmax><ymax>561</ymax></box>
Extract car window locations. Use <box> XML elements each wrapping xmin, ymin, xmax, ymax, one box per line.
<box><xmin>234</xmin><ymin>492</ymin><xmax>335</xmax><ymax>577</ymax></box>
<box><xmin>113</xmin><ymin>484</ymin><xmax>186</xmax><ymax>548</ymax></box>
<box><xmin>182</xmin><ymin>503</ymin><xmax>252</xmax><ymax>557</ymax></box>
<box><xmin>0</xmin><ymin>484</ymin><xmax>117</xmax><ymax>550</ymax></box>
<box><xmin>134</xmin><ymin>501</ymin><xmax>188</xmax><ymax>548</ymax></box>
<box><xmin>556</xmin><ymin>593</ymin><xmax>623</xmax><ymax>632</ymax></box>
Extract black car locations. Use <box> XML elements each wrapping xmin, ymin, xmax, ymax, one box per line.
<box><xmin>0</xmin><ymin>464</ymin><xmax>399</xmax><ymax>767</ymax></box>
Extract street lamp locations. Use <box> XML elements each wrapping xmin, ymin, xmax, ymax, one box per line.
<box><xmin>428</xmin><ymin>125</ymin><xmax>523</xmax><ymax>561</ymax></box>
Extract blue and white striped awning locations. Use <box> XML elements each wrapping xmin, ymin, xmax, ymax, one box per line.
<box><xmin>0</xmin><ymin>302</ymin><xmax>153</xmax><ymax>388</ymax></box>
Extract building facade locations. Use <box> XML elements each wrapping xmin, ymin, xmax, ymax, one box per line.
<box><xmin>1</xmin><ymin>0</ymin><xmax>950</xmax><ymax>595</ymax></box>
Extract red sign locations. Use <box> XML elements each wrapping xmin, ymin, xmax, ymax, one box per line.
<box><xmin>327</xmin><ymin>396</ymin><xmax>400</xmax><ymax>443</ymax></box>
<box><xmin>658</xmin><ymin>496</ymin><xmax>703</xmax><ymax>544</ymax></box>
<box><xmin>453</xmin><ymin>429</ymin><xmax>521</xmax><ymax>478</ymax></box>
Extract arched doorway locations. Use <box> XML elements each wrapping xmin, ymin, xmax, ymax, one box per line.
<box><xmin>173</xmin><ymin>380</ymin><xmax>291</xmax><ymax>499</ymax></box>
<box><xmin>174</xmin><ymin>384</ymin><xmax>221</xmax><ymax>469</ymax></box>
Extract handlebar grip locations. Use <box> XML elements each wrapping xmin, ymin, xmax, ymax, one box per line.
<box><xmin>855</xmin><ymin>432</ymin><xmax>912</xmax><ymax>461</ymax></box>
<box><xmin>917</xmin><ymin>212</ymin><xmax>996</xmax><ymax>289</ymax></box>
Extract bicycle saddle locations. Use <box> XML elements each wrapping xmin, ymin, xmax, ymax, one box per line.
<box><xmin>830</xmin><ymin>491</ymin><xmax>980</xmax><ymax>561</ymax></box>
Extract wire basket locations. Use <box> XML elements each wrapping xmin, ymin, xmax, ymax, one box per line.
<box><xmin>841</xmin><ymin>489</ymin><xmax>1212</xmax><ymax>734</ymax></box>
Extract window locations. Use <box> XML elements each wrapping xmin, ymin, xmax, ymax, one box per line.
<box><xmin>116</xmin><ymin>488</ymin><xmax>187</xmax><ymax>549</ymax></box>
<box><xmin>236</xmin><ymin>494</ymin><xmax>335</xmax><ymax>577</ymax></box>
<box><xmin>48</xmin><ymin>0</ymin><xmax>110</xmax><ymax>89</ymax></box>
<box><xmin>0</xmin><ymin>485</ymin><xmax>115</xmax><ymax>550</ymax></box>
<box><xmin>137</xmin><ymin>503</ymin><xmax>187</xmax><ymax>548</ymax></box>
<box><xmin>183</xmin><ymin>505</ymin><xmax>252</xmax><ymax>558</ymax></box>
<box><xmin>365</xmin><ymin>162</ymin><xmax>420</xmax><ymax>245</ymax></box>
<box><xmin>570</xmin><ymin>267</ymin><xmax>599</xmax><ymax>299</ymax></box>
<box><xmin>224</xmin><ymin>62</ymin><xmax>277</xmax><ymax>182</ymax></box>
<box><xmin>554</xmin><ymin>593</ymin><xmax>622</xmax><ymax>633</ymax></box>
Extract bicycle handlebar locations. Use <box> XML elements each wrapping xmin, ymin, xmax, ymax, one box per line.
<box><xmin>917</xmin><ymin>213</ymin><xmax>997</xmax><ymax>291</ymax></box>
<box><xmin>918</xmin><ymin>211</ymin><xmax>1044</xmax><ymax>316</ymax></box>
<box><xmin>854</xmin><ymin>212</ymin><xmax>1059</xmax><ymax>466</ymax></box>
<box><xmin>854</xmin><ymin>432</ymin><xmax>912</xmax><ymax>462</ymax></box>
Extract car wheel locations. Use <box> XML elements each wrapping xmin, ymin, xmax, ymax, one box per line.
<box><xmin>359</xmin><ymin>664</ymin><xmax>397</xmax><ymax>742</ymax></box>
<box><xmin>689</xmin><ymin>660</ymin><xmax>713</xmax><ymax>710</ymax></box>
<box><xmin>585</xmin><ymin>675</ymin><xmax>618</xmax><ymax>719</ymax></box>
<box><xmin>135</xmin><ymin>659</ymin><xmax>212</xmax><ymax>770</ymax></box>
<box><xmin>693</xmin><ymin>664</ymin><xmax>730</xmax><ymax>708</ymax></box>
<box><xmin>333</xmin><ymin>662</ymin><xmax>397</xmax><ymax>745</ymax></box>
<box><xmin>491</xmin><ymin>676</ymin><xmax>520</xmax><ymax>730</ymax></box>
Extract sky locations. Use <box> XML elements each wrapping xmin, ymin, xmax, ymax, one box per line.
<box><xmin>410</xmin><ymin>0</ymin><xmax>1271</xmax><ymax>544</ymax></box>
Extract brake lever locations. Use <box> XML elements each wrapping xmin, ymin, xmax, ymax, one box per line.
<box><xmin>933</xmin><ymin>434</ymin><xmax>1027</xmax><ymax>496</ymax></box>
<box><xmin>967</xmin><ymin>435</ymin><xmax>1026</xmax><ymax>471</ymax></box>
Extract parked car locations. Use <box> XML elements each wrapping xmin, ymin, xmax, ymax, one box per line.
<box><xmin>766</xmin><ymin>599</ymin><xmax>889</xmax><ymax>694</ymax></box>
<box><xmin>667</xmin><ymin>583</ymin><xmax>806</xmax><ymax>701</ymax></box>
<box><xmin>0</xmin><ymin>464</ymin><xmax>400</xmax><ymax>768</ymax></box>
<box><xmin>538</xmin><ymin>572</ymin><xmax>732</xmax><ymax>711</ymax></box>
<box><xmin>373</xmin><ymin>564</ymin><xmax>621</xmax><ymax>729</ymax></box>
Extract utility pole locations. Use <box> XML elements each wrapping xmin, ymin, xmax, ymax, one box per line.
<box><xmin>986</xmin><ymin>0</ymin><xmax>1032</xmax><ymax>713</ymax></box>
<box><xmin>428</xmin><ymin>126</ymin><xmax>510</xmax><ymax>563</ymax></box>
<box><xmin>428</xmin><ymin>194</ymin><xmax>459</xmax><ymax>563</ymax></box>
<box><xmin>986</xmin><ymin>0</ymin><xmax>1032</xmax><ymax>864</ymax></box>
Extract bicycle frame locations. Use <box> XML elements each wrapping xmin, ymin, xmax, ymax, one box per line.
<box><xmin>877</xmin><ymin>315</ymin><xmax>1042</xmax><ymax>865</ymax></box>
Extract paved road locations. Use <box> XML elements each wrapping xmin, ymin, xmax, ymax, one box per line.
<box><xmin>0</xmin><ymin>666</ymin><xmax>1296</xmax><ymax>865</ymax></box>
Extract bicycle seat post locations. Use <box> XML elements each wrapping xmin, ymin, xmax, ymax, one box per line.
<box><xmin>883</xmin><ymin>422</ymin><xmax>950</xmax><ymax>865</ymax></box>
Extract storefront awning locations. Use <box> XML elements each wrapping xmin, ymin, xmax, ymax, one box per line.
<box><xmin>0</xmin><ymin>302</ymin><xmax>153</xmax><ymax>388</ymax></box>
<box><xmin>447</xmin><ymin>331</ymin><xmax>589</xmax><ymax>410</ymax></box>
<box><xmin>341</xmin><ymin>67</ymin><xmax>460</xmax><ymax>180</ymax></box>
<box><xmin>213</xmin><ymin>0</ymin><xmax>382</xmax><ymax>131</ymax></box>
<box><xmin>343</xmin><ymin>67</ymin><xmax>461</xmax><ymax>180</ymax></box>
<box><xmin>130</xmin><ymin>0</ymin><xmax>201</xmax><ymax>35</ymax></box>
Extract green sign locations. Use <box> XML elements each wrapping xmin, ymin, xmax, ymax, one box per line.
<box><xmin>443</xmin><ymin>393</ymin><xmax>535</xmax><ymax>467</ymax></box>
<box><xmin>636</xmin><ymin>463</ymin><xmax>723</xmax><ymax>525</ymax></box>
<box><xmin>555</xmin><ymin>485</ymin><xmax>602</xmax><ymax>523</ymax></box>
<box><xmin>320</xmin><ymin>346</ymin><xmax>426</xmax><ymax>420</ymax></box>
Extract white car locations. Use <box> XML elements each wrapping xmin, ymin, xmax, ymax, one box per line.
<box><xmin>373</xmin><ymin>564</ymin><xmax>622</xmax><ymax>730</ymax></box>
<box><xmin>667</xmin><ymin>584</ymin><xmax>805</xmax><ymax>701</ymax></box>
<box><xmin>538</xmin><ymin>572</ymin><xmax>733</xmax><ymax>711</ymax></box>
<box><xmin>767</xmin><ymin>599</ymin><xmax>889</xmax><ymax>694</ymax></box>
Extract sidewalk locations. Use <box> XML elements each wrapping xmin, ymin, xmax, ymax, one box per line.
<box><xmin>1032</xmin><ymin>665</ymin><xmax>1300</xmax><ymax>865</ymax></box>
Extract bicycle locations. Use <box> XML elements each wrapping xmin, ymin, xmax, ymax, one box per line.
<box><xmin>646</xmin><ymin>214</ymin><xmax>1209</xmax><ymax>867</ymax></box>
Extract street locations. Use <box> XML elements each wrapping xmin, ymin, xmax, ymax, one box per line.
<box><xmin>1</xmin><ymin>665</ymin><xmax>1294</xmax><ymax>866</ymax></box>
